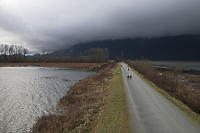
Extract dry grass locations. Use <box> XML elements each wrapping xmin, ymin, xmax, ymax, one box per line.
<box><xmin>126</xmin><ymin>60</ymin><xmax>200</xmax><ymax>114</ymax></box>
<box><xmin>32</xmin><ymin>63</ymin><xmax>116</xmax><ymax>133</ymax></box>
<box><xmin>131</xmin><ymin>68</ymin><xmax>200</xmax><ymax>126</ymax></box>
<box><xmin>182</xmin><ymin>74</ymin><xmax>200</xmax><ymax>90</ymax></box>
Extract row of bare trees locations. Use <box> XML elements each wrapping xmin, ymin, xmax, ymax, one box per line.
<box><xmin>0</xmin><ymin>45</ymin><xmax>109</xmax><ymax>63</ymax></box>
<box><xmin>0</xmin><ymin>44</ymin><xmax>29</xmax><ymax>62</ymax></box>
<box><xmin>0</xmin><ymin>44</ymin><xmax>29</xmax><ymax>56</ymax></box>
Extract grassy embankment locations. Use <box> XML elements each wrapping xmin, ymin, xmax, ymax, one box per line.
<box><xmin>126</xmin><ymin>60</ymin><xmax>200</xmax><ymax>126</ymax></box>
<box><xmin>94</xmin><ymin>63</ymin><xmax>131</xmax><ymax>133</ymax></box>
<box><xmin>33</xmin><ymin>63</ymin><xmax>131</xmax><ymax>133</ymax></box>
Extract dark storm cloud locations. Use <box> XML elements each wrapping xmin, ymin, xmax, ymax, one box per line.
<box><xmin>0</xmin><ymin>0</ymin><xmax>200</xmax><ymax>52</ymax></box>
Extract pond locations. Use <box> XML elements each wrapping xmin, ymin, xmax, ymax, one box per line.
<box><xmin>0</xmin><ymin>67</ymin><xmax>94</xmax><ymax>133</ymax></box>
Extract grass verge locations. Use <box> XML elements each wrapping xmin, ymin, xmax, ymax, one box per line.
<box><xmin>94</xmin><ymin>63</ymin><xmax>131</xmax><ymax>133</ymax></box>
<box><xmin>130</xmin><ymin>67</ymin><xmax>200</xmax><ymax>127</ymax></box>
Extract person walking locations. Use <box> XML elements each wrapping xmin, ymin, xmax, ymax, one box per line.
<box><xmin>130</xmin><ymin>75</ymin><xmax>132</xmax><ymax>79</ymax></box>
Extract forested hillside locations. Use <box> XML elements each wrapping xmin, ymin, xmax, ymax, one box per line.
<box><xmin>52</xmin><ymin>35</ymin><xmax>200</xmax><ymax>61</ymax></box>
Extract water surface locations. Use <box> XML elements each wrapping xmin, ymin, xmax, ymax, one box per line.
<box><xmin>151</xmin><ymin>61</ymin><xmax>200</xmax><ymax>71</ymax></box>
<box><xmin>0</xmin><ymin>67</ymin><xmax>94</xmax><ymax>133</ymax></box>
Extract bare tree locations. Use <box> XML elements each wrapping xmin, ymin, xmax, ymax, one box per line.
<box><xmin>23</xmin><ymin>48</ymin><xmax>29</xmax><ymax>56</ymax></box>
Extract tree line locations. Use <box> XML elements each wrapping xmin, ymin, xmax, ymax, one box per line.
<box><xmin>0</xmin><ymin>44</ymin><xmax>29</xmax><ymax>63</ymax></box>
<box><xmin>40</xmin><ymin>48</ymin><xmax>109</xmax><ymax>63</ymax></box>
<box><xmin>0</xmin><ymin>44</ymin><xmax>109</xmax><ymax>63</ymax></box>
<box><xmin>0</xmin><ymin>44</ymin><xmax>29</xmax><ymax>56</ymax></box>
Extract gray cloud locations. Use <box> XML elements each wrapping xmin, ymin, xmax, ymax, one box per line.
<box><xmin>0</xmin><ymin>0</ymin><xmax>200</xmax><ymax>52</ymax></box>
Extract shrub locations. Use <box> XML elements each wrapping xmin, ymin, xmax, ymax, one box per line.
<box><xmin>126</xmin><ymin>60</ymin><xmax>200</xmax><ymax>114</ymax></box>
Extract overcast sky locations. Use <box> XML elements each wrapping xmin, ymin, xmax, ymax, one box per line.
<box><xmin>0</xmin><ymin>0</ymin><xmax>200</xmax><ymax>52</ymax></box>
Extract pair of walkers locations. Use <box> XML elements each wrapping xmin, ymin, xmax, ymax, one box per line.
<box><xmin>127</xmin><ymin>75</ymin><xmax>132</xmax><ymax>79</ymax></box>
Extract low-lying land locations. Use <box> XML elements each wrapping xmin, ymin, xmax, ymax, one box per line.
<box><xmin>126</xmin><ymin>60</ymin><xmax>200</xmax><ymax>115</ymax></box>
<box><xmin>154</xmin><ymin>65</ymin><xmax>200</xmax><ymax>91</ymax></box>
<box><xmin>0</xmin><ymin>62</ymin><xmax>105</xmax><ymax>70</ymax></box>
<box><xmin>32</xmin><ymin>63</ymin><xmax>130</xmax><ymax>133</ymax></box>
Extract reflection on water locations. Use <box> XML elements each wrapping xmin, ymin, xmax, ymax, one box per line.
<box><xmin>0</xmin><ymin>67</ymin><xmax>94</xmax><ymax>133</ymax></box>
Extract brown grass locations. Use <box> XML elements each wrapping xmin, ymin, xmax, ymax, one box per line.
<box><xmin>32</xmin><ymin>63</ymin><xmax>117</xmax><ymax>133</ymax></box>
<box><xmin>126</xmin><ymin>60</ymin><xmax>200</xmax><ymax>114</ymax></box>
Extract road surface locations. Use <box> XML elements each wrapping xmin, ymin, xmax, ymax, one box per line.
<box><xmin>121</xmin><ymin>63</ymin><xmax>200</xmax><ymax>133</ymax></box>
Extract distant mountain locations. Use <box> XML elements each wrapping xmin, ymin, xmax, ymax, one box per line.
<box><xmin>52</xmin><ymin>35</ymin><xmax>200</xmax><ymax>61</ymax></box>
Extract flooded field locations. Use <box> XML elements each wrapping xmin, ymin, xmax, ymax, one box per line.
<box><xmin>151</xmin><ymin>61</ymin><xmax>200</xmax><ymax>71</ymax></box>
<box><xmin>0</xmin><ymin>67</ymin><xmax>94</xmax><ymax>133</ymax></box>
